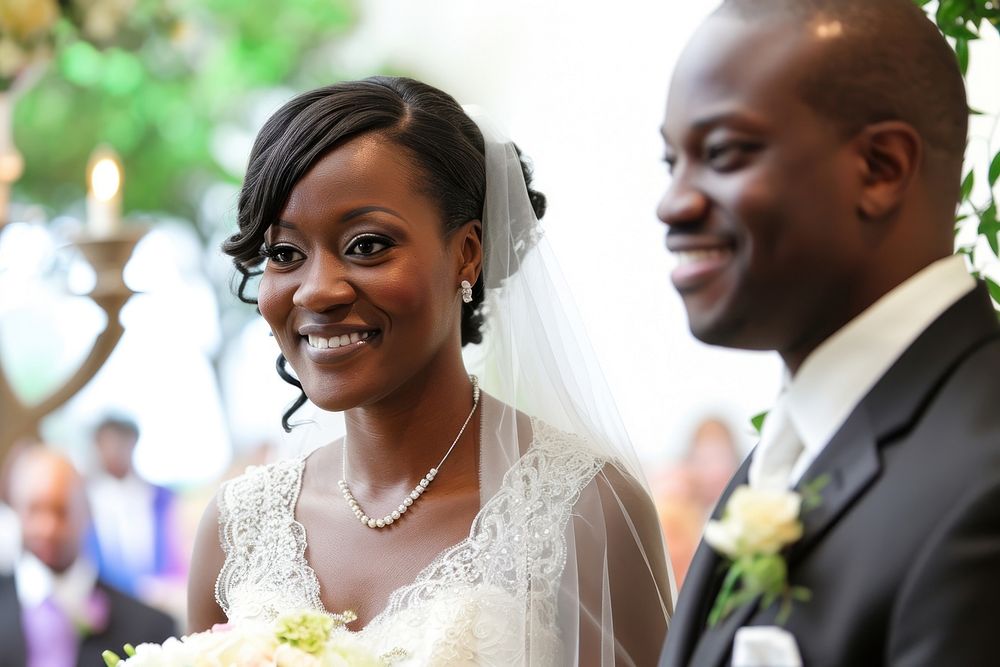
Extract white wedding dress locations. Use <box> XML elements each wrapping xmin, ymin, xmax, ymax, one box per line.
<box><xmin>214</xmin><ymin>418</ymin><xmax>607</xmax><ymax>666</ymax></box>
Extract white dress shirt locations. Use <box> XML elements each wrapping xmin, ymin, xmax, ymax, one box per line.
<box><xmin>0</xmin><ymin>503</ymin><xmax>19</xmax><ymax>574</ymax></box>
<box><xmin>88</xmin><ymin>472</ymin><xmax>156</xmax><ymax>575</ymax></box>
<box><xmin>756</xmin><ymin>255</ymin><xmax>975</xmax><ymax>487</ymax></box>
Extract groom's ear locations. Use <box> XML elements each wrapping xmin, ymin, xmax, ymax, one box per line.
<box><xmin>457</xmin><ymin>219</ymin><xmax>483</xmax><ymax>285</ymax></box>
<box><xmin>853</xmin><ymin>121</ymin><xmax>921</xmax><ymax>222</ymax></box>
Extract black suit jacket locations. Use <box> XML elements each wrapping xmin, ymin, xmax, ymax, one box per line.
<box><xmin>661</xmin><ymin>284</ymin><xmax>1000</xmax><ymax>667</ymax></box>
<box><xmin>0</xmin><ymin>572</ymin><xmax>176</xmax><ymax>667</ymax></box>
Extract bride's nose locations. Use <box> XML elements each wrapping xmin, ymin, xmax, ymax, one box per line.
<box><xmin>292</xmin><ymin>257</ymin><xmax>357</xmax><ymax>312</ymax></box>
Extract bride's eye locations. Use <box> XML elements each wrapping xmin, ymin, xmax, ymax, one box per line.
<box><xmin>261</xmin><ymin>244</ymin><xmax>303</xmax><ymax>266</ymax></box>
<box><xmin>346</xmin><ymin>234</ymin><xmax>393</xmax><ymax>257</ymax></box>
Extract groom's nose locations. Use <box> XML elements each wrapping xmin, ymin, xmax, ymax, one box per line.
<box><xmin>657</xmin><ymin>180</ymin><xmax>709</xmax><ymax>228</ymax></box>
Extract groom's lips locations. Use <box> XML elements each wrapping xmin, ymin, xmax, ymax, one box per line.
<box><xmin>667</xmin><ymin>237</ymin><xmax>735</xmax><ymax>292</ymax></box>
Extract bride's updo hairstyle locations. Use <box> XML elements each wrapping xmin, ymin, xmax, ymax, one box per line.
<box><xmin>223</xmin><ymin>76</ymin><xmax>546</xmax><ymax>348</ymax></box>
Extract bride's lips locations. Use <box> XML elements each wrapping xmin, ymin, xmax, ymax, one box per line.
<box><xmin>296</xmin><ymin>324</ymin><xmax>381</xmax><ymax>362</ymax></box>
<box><xmin>666</xmin><ymin>238</ymin><xmax>735</xmax><ymax>293</ymax></box>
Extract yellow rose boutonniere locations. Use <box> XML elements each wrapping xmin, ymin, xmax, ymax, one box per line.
<box><xmin>704</xmin><ymin>476</ymin><xmax>828</xmax><ymax>626</ymax></box>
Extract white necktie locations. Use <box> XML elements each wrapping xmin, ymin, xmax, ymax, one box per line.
<box><xmin>749</xmin><ymin>396</ymin><xmax>804</xmax><ymax>490</ymax></box>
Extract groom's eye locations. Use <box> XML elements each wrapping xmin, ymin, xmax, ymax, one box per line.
<box><xmin>704</xmin><ymin>139</ymin><xmax>762</xmax><ymax>171</ymax></box>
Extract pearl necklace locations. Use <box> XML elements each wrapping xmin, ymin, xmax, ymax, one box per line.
<box><xmin>338</xmin><ymin>375</ymin><xmax>480</xmax><ymax>529</ymax></box>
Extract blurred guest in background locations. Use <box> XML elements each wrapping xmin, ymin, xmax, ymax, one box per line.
<box><xmin>0</xmin><ymin>446</ymin><xmax>175</xmax><ymax>666</ymax></box>
<box><xmin>684</xmin><ymin>417</ymin><xmax>741</xmax><ymax>515</ymax></box>
<box><xmin>651</xmin><ymin>465</ymin><xmax>702</xmax><ymax>589</ymax></box>
<box><xmin>0</xmin><ymin>439</ymin><xmax>33</xmax><ymax>574</ymax></box>
<box><xmin>651</xmin><ymin>416</ymin><xmax>742</xmax><ymax>587</ymax></box>
<box><xmin>86</xmin><ymin>416</ymin><xmax>185</xmax><ymax>601</ymax></box>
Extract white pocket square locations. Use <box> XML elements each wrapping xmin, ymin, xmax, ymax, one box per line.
<box><xmin>732</xmin><ymin>626</ymin><xmax>803</xmax><ymax>667</ymax></box>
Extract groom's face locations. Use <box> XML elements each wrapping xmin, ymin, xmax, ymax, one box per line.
<box><xmin>658</xmin><ymin>16</ymin><xmax>866</xmax><ymax>357</ymax></box>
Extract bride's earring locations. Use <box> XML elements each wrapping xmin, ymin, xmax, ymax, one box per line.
<box><xmin>460</xmin><ymin>280</ymin><xmax>473</xmax><ymax>303</ymax></box>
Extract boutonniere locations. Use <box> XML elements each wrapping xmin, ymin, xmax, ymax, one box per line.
<box><xmin>704</xmin><ymin>476</ymin><xmax>828</xmax><ymax>627</ymax></box>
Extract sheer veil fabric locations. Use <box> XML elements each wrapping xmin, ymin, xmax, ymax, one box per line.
<box><xmin>227</xmin><ymin>109</ymin><xmax>674</xmax><ymax>665</ymax></box>
<box><xmin>466</xmin><ymin>109</ymin><xmax>674</xmax><ymax>663</ymax></box>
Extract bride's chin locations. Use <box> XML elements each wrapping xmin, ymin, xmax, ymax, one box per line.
<box><xmin>306</xmin><ymin>392</ymin><xmax>360</xmax><ymax>413</ymax></box>
<box><xmin>302</xmin><ymin>376</ymin><xmax>395</xmax><ymax>413</ymax></box>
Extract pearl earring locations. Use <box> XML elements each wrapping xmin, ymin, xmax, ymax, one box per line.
<box><xmin>460</xmin><ymin>280</ymin><xmax>473</xmax><ymax>303</ymax></box>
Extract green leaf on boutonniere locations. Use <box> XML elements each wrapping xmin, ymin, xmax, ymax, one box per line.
<box><xmin>708</xmin><ymin>559</ymin><xmax>746</xmax><ymax>627</ymax></box>
<box><xmin>800</xmin><ymin>474</ymin><xmax>831</xmax><ymax>512</ymax></box>
<box><xmin>750</xmin><ymin>411</ymin><xmax>769</xmax><ymax>436</ymax></box>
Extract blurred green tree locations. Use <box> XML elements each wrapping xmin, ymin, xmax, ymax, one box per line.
<box><xmin>9</xmin><ymin>0</ymin><xmax>358</xmax><ymax>231</ymax></box>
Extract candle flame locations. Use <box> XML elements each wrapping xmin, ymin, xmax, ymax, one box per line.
<box><xmin>90</xmin><ymin>157</ymin><xmax>121</xmax><ymax>202</ymax></box>
<box><xmin>814</xmin><ymin>20</ymin><xmax>843</xmax><ymax>39</ymax></box>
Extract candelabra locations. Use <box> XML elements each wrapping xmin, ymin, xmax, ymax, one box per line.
<box><xmin>0</xmin><ymin>227</ymin><xmax>146</xmax><ymax>463</ymax></box>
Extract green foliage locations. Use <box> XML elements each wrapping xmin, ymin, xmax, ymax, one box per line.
<box><xmin>920</xmin><ymin>0</ymin><xmax>1000</xmax><ymax>306</ymax></box>
<box><xmin>750</xmin><ymin>410</ymin><xmax>768</xmax><ymax>435</ymax></box>
<box><xmin>12</xmin><ymin>0</ymin><xmax>359</xmax><ymax>223</ymax></box>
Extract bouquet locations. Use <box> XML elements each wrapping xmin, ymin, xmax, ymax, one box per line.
<box><xmin>103</xmin><ymin>609</ymin><xmax>404</xmax><ymax>667</ymax></box>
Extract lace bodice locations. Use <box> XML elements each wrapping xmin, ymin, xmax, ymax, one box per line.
<box><xmin>215</xmin><ymin>419</ymin><xmax>606</xmax><ymax>666</ymax></box>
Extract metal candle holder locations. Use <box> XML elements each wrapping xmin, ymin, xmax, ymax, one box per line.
<box><xmin>0</xmin><ymin>226</ymin><xmax>146</xmax><ymax>462</ymax></box>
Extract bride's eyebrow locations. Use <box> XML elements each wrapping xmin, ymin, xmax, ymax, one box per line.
<box><xmin>342</xmin><ymin>206</ymin><xmax>404</xmax><ymax>222</ymax></box>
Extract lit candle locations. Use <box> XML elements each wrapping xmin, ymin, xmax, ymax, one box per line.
<box><xmin>86</xmin><ymin>147</ymin><xmax>123</xmax><ymax>237</ymax></box>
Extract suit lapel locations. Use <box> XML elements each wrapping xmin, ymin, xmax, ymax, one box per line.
<box><xmin>661</xmin><ymin>458</ymin><xmax>750</xmax><ymax>666</ymax></box>
<box><xmin>0</xmin><ymin>575</ymin><xmax>27</xmax><ymax>667</ymax></box>
<box><xmin>792</xmin><ymin>284</ymin><xmax>999</xmax><ymax>561</ymax></box>
<box><xmin>686</xmin><ymin>417</ymin><xmax>880</xmax><ymax>667</ymax></box>
<box><xmin>789</xmin><ymin>407</ymin><xmax>880</xmax><ymax>560</ymax></box>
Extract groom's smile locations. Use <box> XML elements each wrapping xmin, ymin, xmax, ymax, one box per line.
<box><xmin>666</xmin><ymin>237</ymin><xmax>736</xmax><ymax>294</ymax></box>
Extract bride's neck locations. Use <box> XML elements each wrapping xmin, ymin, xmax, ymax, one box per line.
<box><xmin>341</xmin><ymin>360</ymin><xmax>478</xmax><ymax>490</ymax></box>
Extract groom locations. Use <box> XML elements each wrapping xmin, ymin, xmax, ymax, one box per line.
<box><xmin>658</xmin><ymin>1</ymin><xmax>1000</xmax><ymax>665</ymax></box>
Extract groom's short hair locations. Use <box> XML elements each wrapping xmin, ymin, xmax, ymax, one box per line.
<box><xmin>717</xmin><ymin>0</ymin><xmax>967</xmax><ymax>198</ymax></box>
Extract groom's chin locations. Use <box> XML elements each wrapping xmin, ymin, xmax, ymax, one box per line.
<box><xmin>684</xmin><ymin>305</ymin><xmax>761</xmax><ymax>351</ymax></box>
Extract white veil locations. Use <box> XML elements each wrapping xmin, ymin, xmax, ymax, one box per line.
<box><xmin>465</xmin><ymin>107</ymin><xmax>674</xmax><ymax>665</ymax></box>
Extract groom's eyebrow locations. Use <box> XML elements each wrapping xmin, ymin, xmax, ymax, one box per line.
<box><xmin>693</xmin><ymin>110</ymin><xmax>769</xmax><ymax>133</ymax></box>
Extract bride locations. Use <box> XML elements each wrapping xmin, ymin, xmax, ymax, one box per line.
<box><xmin>187</xmin><ymin>76</ymin><xmax>672</xmax><ymax>665</ymax></box>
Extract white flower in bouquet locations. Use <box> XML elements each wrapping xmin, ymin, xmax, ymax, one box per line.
<box><xmin>104</xmin><ymin>610</ymin><xmax>390</xmax><ymax>667</ymax></box>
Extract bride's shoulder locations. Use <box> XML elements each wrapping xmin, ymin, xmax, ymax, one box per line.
<box><xmin>527</xmin><ymin>419</ymin><xmax>611</xmax><ymax>467</ymax></box>
<box><xmin>528</xmin><ymin>420</ymin><xmax>654</xmax><ymax>505</ymax></box>
<box><xmin>219</xmin><ymin>457</ymin><xmax>306</xmax><ymax>516</ymax></box>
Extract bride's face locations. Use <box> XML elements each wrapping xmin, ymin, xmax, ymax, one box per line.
<box><xmin>258</xmin><ymin>133</ymin><xmax>467</xmax><ymax>411</ymax></box>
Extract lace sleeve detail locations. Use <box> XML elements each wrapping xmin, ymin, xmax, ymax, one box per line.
<box><xmin>214</xmin><ymin>458</ymin><xmax>325</xmax><ymax>622</ymax></box>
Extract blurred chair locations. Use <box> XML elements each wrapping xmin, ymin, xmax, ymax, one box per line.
<box><xmin>0</xmin><ymin>445</ymin><xmax>175</xmax><ymax>666</ymax></box>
